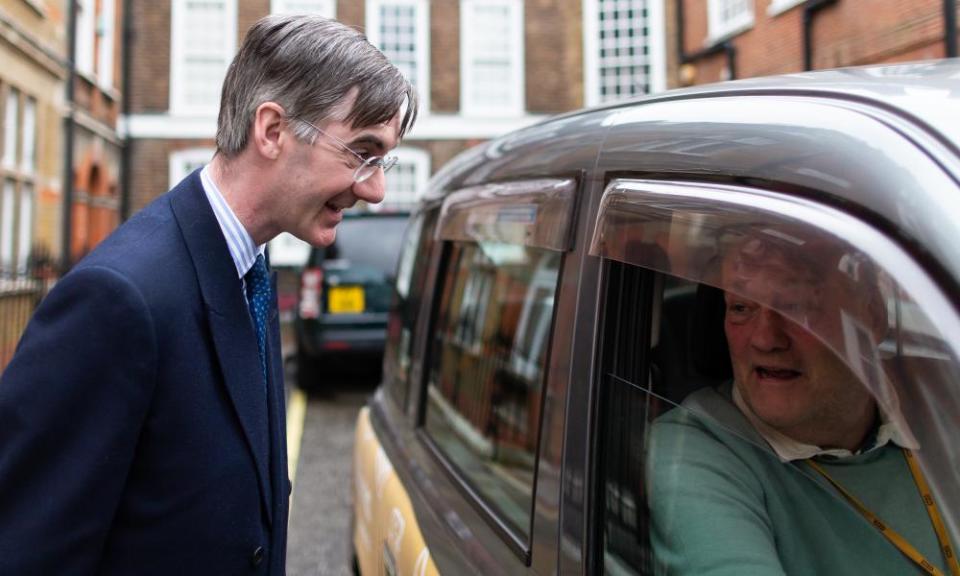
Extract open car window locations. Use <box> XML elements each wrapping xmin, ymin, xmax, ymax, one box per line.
<box><xmin>591</xmin><ymin>179</ymin><xmax>960</xmax><ymax>575</ymax></box>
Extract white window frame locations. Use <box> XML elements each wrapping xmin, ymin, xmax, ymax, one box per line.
<box><xmin>170</xmin><ymin>0</ymin><xmax>237</xmax><ymax>115</ymax></box>
<box><xmin>707</xmin><ymin>0</ymin><xmax>754</xmax><ymax>41</ymax></box>
<box><xmin>75</xmin><ymin>0</ymin><xmax>96</xmax><ymax>76</ymax></box>
<box><xmin>97</xmin><ymin>0</ymin><xmax>116</xmax><ymax>89</ymax></box>
<box><xmin>460</xmin><ymin>0</ymin><xmax>524</xmax><ymax>117</ymax></box>
<box><xmin>366</xmin><ymin>0</ymin><xmax>430</xmax><ymax>114</ymax></box>
<box><xmin>377</xmin><ymin>146</ymin><xmax>430</xmax><ymax>210</ymax></box>
<box><xmin>2</xmin><ymin>89</ymin><xmax>18</xmax><ymax>169</ymax></box>
<box><xmin>768</xmin><ymin>0</ymin><xmax>805</xmax><ymax>16</ymax></box>
<box><xmin>169</xmin><ymin>147</ymin><xmax>215</xmax><ymax>188</ymax></box>
<box><xmin>270</xmin><ymin>0</ymin><xmax>336</xmax><ymax>16</ymax></box>
<box><xmin>583</xmin><ymin>0</ymin><xmax>667</xmax><ymax>107</ymax></box>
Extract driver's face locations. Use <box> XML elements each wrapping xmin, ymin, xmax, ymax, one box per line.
<box><xmin>721</xmin><ymin>245</ymin><xmax>876</xmax><ymax>448</ymax></box>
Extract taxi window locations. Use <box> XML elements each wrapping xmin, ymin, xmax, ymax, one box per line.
<box><xmin>420</xmin><ymin>178</ymin><xmax>574</xmax><ymax>552</ymax></box>
<box><xmin>423</xmin><ymin>241</ymin><xmax>560</xmax><ymax>544</ymax></box>
<box><xmin>590</xmin><ymin>179</ymin><xmax>960</xmax><ymax>575</ymax></box>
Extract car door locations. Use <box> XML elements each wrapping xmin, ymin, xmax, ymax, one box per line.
<box><xmin>583</xmin><ymin>93</ymin><xmax>960</xmax><ymax>574</ymax></box>
<box><xmin>361</xmin><ymin>176</ymin><xmax>581</xmax><ymax>575</ymax></box>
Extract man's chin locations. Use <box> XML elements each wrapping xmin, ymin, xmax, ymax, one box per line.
<box><xmin>304</xmin><ymin>225</ymin><xmax>337</xmax><ymax>248</ymax></box>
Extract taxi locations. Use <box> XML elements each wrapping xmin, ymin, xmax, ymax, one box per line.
<box><xmin>352</xmin><ymin>60</ymin><xmax>960</xmax><ymax>575</ymax></box>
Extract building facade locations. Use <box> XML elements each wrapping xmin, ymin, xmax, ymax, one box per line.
<box><xmin>121</xmin><ymin>0</ymin><xmax>670</xmax><ymax>265</ymax></box>
<box><xmin>68</xmin><ymin>0</ymin><xmax>124</xmax><ymax>263</ymax></box>
<box><xmin>0</xmin><ymin>0</ymin><xmax>66</xmax><ymax>367</ymax></box>
<box><xmin>677</xmin><ymin>0</ymin><xmax>957</xmax><ymax>85</ymax></box>
<box><xmin>0</xmin><ymin>0</ymin><xmax>65</xmax><ymax>275</ymax></box>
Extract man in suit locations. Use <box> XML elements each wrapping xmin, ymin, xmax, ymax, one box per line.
<box><xmin>0</xmin><ymin>15</ymin><xmax>416</xmax><ymax>574</ymax></box>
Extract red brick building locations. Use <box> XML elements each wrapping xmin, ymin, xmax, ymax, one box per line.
<box><xmin>677</xmin><ymin>0</ymin><xmax>957</xmax><ymax>86</ymax></box>
<box><xmin>68</xmin><ymin>0</ymin><xmax>125</xmax><ymax>263</ymax></box>
<box><xmin>121</xmin><ymin>0</ymin><xmax>670</xmax><ymax>265</ymax></box>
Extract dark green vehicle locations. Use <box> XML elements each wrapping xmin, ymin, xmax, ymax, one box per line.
<box><xmin>294</xmin><ymin>211</ymin><xmax>410</xmax><ymax>389</ymax></box>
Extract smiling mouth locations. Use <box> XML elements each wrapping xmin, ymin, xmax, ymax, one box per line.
<box><xmin>755</xmin><ymin>366</ymin><xmax>802</xmax><ymax>380</ymax></box>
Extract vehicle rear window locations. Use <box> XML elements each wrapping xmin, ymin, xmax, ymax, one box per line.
<box><xmin>327</xmin><ymin>216</ymin><xmax>409</xmax><ymax>274</ymax></box>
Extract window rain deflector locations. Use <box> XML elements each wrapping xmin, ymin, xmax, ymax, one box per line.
<box><xmin>437</xmin><ymin>178</ymin><xmax>577</xmax><ymax>251</ymax></box>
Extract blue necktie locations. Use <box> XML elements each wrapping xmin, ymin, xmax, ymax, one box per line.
<box><xmin>245</xmin><ymin>254</ymin><xmax>271</xmax><ymax>386</ymax></box>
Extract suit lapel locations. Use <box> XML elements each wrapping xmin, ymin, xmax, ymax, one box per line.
<box><xmin>169</xmin><ymin>172</ymin><xmax>274</xmax><ymax>526</ymax></box>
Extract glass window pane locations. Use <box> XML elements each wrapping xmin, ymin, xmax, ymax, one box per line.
<box><xmin>329</xmin><ymin>216</ymin><xmax>409</xmax><ymax>275</ymax></box>
<box><xmin>375</xmin><ymin>3</ymin><xmax>421</xmax><ymax>90</ymax></box>
<box><xmin>424</xmin><ymin>241</ymin><xmax>561</xmax><ymax>539</ymax></box>
<box><xmin>462</xmin><ymin>0</ymin><xmax>520</xmax><ymax>113</ymax></box>
<box><xmin>75</xmin><ymin>0</ymin><xmax>96</xmax><ymax>74</ymax></box>
<box><xmin>17</xmin><ymin>183</ymin><xmax>32</xmax><ymax>275</ymax></box>
<box><xmin>1</xmin><ymin>180</ymin><xmax>15</xmax><ymax>273</ymax></box>
<box><xmin>21</xmin><ymin>98</ymin><xmax>35</xmax><ymax>174</ymax></box>
<box><xmin>3</xmin><ymin>90</ymin><xmax>18</xmax><ymax>169</ymax></box>
<box><xmin>596</xmin><ymin>0</ymin><xmax>653</xmax><ymax>103</ymax></box>
<box><xmin>708</xmin><ymin>0</ymin><xmax>754</xmax><ymax>37</ymax></box>
<box><xmin>98</xmin><ymin>0</ymin><xmax>116</xmax><ymax>87</ymax></box>
<box><xmin>178</xmin><ymin>0</ymin><xmax>231</xmax><ymax>110</ymax></box>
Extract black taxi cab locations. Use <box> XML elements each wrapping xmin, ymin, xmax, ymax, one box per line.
<box><xmin>351</xmin><ymin>60</ymin><xmax>960</xmax><ymax>575</ymax></box>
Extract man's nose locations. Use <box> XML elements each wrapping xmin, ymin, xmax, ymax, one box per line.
<box><xmin>352</xmin><ymin>168</ymin><xmax>386</xmax><ymax>205</ymax></box>
<box><xmin>750</xmin><ymin>308</ymin><xmax>791</xmax><ymax>352</ymax></box>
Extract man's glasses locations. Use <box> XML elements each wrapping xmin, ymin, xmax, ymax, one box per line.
<box><xmin>291</xmin><ymin>117</ymin><xmax>398</xmax><ymax>183</ymax></box>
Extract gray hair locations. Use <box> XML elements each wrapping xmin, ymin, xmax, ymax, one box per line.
<box><xmin>216</xmin><ymin>15</ymin><xmax>418</xmax><ymax>157</ymax></box>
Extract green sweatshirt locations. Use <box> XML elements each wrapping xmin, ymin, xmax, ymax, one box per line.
<box><xmin>648</xmin><ymin>386</ymin><xmax>953</xmax><ymax>576</ymax></box>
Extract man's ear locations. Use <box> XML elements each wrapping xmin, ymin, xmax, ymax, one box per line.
<box><xmin>252</xmin><ymin>102</ymin><xmax>286</xmax><ymax>160</ymax></box>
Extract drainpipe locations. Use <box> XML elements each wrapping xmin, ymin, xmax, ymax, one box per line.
<box><xmin>803</xmin><ymin>0</ymin><xmax>838</xmax><ymax>71</ymax></box>
<box><xmin>676</xmin><ymin>0</ymin><xmax>738</xmax><ymax>81</ymax></box>
<box><xmin>61</xmin><ymin>0</ymin><xmax>77</xmax><ymax>272</ymax></box>
<box><xmin>120</xmin><ymin>0</ymin><xmax>133</xmax><ymax>221</ymax></box>
<box><xmin>946</xmin><ymin>0</ymin><xmax>958</xmax><ymax>58</ymax></box>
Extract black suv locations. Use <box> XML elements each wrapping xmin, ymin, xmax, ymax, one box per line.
<box><xmin>294</xmin><ymin>211</ymin><xmax>410</xmax><ymax>388</ymax></box>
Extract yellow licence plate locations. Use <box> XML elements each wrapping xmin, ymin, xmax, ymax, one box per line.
<box><xmin>328</xmin><ymin>286</ymin><xmax>365</xmax><ymax>314</ymax></box>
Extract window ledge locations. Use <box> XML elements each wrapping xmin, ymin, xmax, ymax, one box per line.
<box><xmin>767</xmin><ymin>0</ymin><xmax>806</xmax><ymax>17</ymax></box>
<box><xmin>20</xmin><ymin>0</ymin><xmax>47</xmax><ymax>18</ymax></box>
<box><xmin>707</xmin><ymin>20</ymin><xmax>754</xmax><ymax>44</ymax></box>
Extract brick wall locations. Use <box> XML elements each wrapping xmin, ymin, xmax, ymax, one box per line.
<box><xmin>337</xmin><ymin>0</ymin><xmax>364</xmax><ymax>27</ymax></box>
<box><xmin>526</xmin><ymin>0</ymin><xmax>583</xmax><ymax>113</ymax></box>
<box><xmin>128</xmin><ymin>1</ymin><xmax>171</xmax><ymax>113</ymax></box>
<box><xmin>128</xmin><ymin>139</ymin><xmax>216</xmax><ymax>213</ymax></box>
<box><xmin>125</xmin><ymin>0</ymin><xmax>590</xmax><ymax>215</ymax></box>
<box><xmin>682</xmin><ymin>0</ymin><xmax>955</xmax><ymax>85</ymax></box>
<box><xmin>239</xmin><ymin>0</ymin><xmax>269</xmax><ymax>42</ymax></box>
<box><xmin>431</xmin><ymin>0</ymin><xmax>460</xmax><ymax>113</ymax></box>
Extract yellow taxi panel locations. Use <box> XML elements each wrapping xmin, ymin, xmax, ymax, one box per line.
<box><xmin>354</xmin><ymin>407</ymin><xmax>439</xmax><ymax>576</ymax></box>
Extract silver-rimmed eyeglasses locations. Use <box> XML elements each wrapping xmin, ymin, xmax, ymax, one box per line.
<box><xmin>291</xmin><ymin>117</ymin><xmax>398</xmax><ymax>183</ymax></box>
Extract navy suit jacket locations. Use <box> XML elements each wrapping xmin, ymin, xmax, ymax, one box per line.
<box><xmin>0</xmin><ymin>171</ymin><xmax>289</xmax><ymax>574</ymax></box>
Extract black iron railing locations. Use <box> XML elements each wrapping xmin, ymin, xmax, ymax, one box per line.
<box><xmin>0</xmin><ymin>257</ymin><xmax>57</xmax><ymax>373</ymax></box>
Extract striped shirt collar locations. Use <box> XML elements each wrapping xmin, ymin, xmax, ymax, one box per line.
<box><xmin>200</xmin><ymin>165</ymin><xmax>265</xmax><ymax>279</ymax></box>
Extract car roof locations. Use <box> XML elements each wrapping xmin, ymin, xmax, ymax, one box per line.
<box><xmin>427</xmin><ymin>60</ymin><xmax>960</xmax><ymax>199</ymax></box>
<box><xmin>422</xmin><ymin>58</ymin><xmax>960</xmax><ymax>290</ymax></box>
<box><xmin>567</xmin><ymin>58</ymin><xmax>960</xmax><ymax>145</ymax></box>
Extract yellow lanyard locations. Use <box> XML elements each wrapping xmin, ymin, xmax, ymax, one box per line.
<box><xmin>806</xmin><ymin>449</ymin><xmax>960</xmax><ymax>576</ymax></box>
